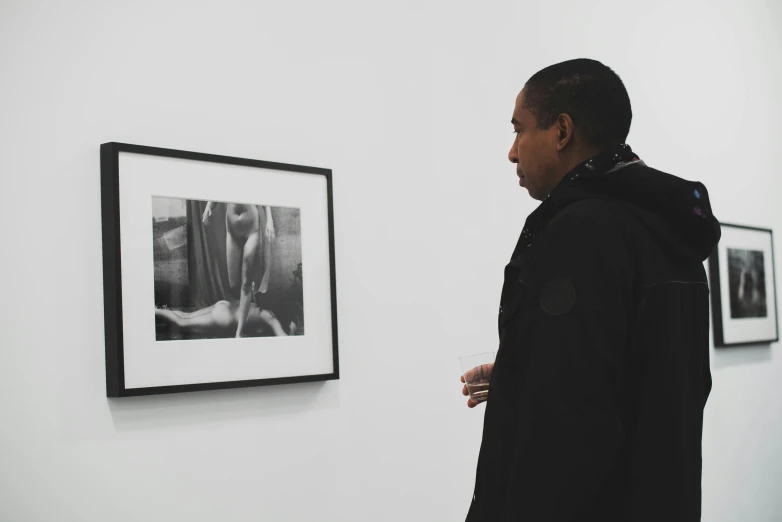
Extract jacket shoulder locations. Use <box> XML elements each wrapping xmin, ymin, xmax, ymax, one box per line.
<box><xmin>551</xmin><ymin>197</ymin><xmax>638</xmax><ymax>234</ymax></box>
<box><xmin>618</xmin><ymin>162</ymin><xmax>695</xmax><ymax>187</ymax></box>
<box><xmin>536</xmin><ymin>199</ymin><xmax>637</xmax><ymax>269</ymax></box>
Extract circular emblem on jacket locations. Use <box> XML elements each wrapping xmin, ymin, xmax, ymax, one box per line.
<box><xmin>539</xmin><ymin>276</ymin><xmax>576</xmax><ymax>316</ymax></box>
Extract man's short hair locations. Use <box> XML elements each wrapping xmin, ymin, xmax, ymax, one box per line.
<box><xmin>523</xmin><ymin>59</ymin><xmax>632</xmax><ymax>150</ymax></box>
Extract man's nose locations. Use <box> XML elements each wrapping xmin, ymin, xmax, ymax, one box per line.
<box><xmin>508</xmin><ymin>143</ymin><xmax>518</xmax><ymax>164</ymax></box>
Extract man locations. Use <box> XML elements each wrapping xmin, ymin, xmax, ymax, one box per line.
<box><xmin>461</xmin><ymin>59</ymin><xmax>720</xmax><ymax>521</ymax></box>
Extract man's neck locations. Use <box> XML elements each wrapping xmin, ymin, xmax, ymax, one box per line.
<box><xmin>545</xmin><ymin>146</ymin><xmax>602</xmax><ymax>197</ymax></box>
<box><xmin>562</xmin><ymin>145</ymin><xmax>603</xmax><ymax>175</ymax></box>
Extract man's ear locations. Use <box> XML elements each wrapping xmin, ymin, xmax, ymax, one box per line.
<box><xmin>556</xmin><ymin>113</ymin><xmax>576</xmax><ymax>149</ymax></box>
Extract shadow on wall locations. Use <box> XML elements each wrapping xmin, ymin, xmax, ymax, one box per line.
<box><xmin>107</xmin><ymin>380</ymin><xmax>336</xmax><ymax>432</ymax></box>
<box><xmin>711</xmin><ymin>343</ymin><xmax>773</xmax><ymax>369</ymax></box>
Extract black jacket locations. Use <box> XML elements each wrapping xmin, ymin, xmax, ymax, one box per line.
<box><xmin>466</xmin><ymin>161</ymin><xmax>721</xmax><ymax>522</ymax></box>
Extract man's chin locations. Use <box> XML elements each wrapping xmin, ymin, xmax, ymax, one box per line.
<box><xmin>518</xmin><ymin>177</ymin><xmax>534</xmax><ymax>196</ymax></box>
<box><xmin>520</xmin><ymin>182</ymin><xmax>543</xmax><ymax>201</ymax></box>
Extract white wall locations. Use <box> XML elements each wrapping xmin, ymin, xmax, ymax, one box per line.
<box><xmin>2</xmin><ymin>0</ymin><xmax>781</xmax><ymax>520</ymax></box>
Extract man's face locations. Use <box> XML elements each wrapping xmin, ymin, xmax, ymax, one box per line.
<box><xmin>509</xmin><ymin>88</ymin><xmax>560</xmax><ymax>201</ymax></box>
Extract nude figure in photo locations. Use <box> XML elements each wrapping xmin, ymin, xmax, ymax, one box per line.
<box><xmin>202</xmin><ymin>201</ymin><xmax>276</xmax><ymax>337</ymax></box>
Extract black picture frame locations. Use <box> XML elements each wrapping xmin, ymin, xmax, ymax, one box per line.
<box><xmin>708</xmin><ymin>222</ymin><xmax>779</xmax><ymax>347</ymax></box>
<box><xmin>101</xmin><ymin>142</ymin><xmax>339</xmax><ymax>397</ymax></box>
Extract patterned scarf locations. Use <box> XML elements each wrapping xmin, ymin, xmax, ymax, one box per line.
<box><xmin>511</xmin><ymin>143</ymin><xmax>640</xmax><ymax>258</ymax></box>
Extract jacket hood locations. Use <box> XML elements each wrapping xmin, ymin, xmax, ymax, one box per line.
<box><xmin>552</xmin><ymin>161</ymin><xmax>721</xmax><ymax>263</ymax></box>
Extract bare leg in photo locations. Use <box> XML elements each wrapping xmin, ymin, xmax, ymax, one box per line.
<box><xmin>225</xmin><ymin>203</ymin><xmax>262</xmax><ymax>338</ymax></box>
<box><xmin>237</xmin><ymin>231</ymin><xmax>260</xmax><ymax>338</ymax></box>
<box><xmin>225</xmin><ymin>218</ymin><xmax>243</xmax><ymax>333</ymax></box>
<box><xmin>225</xmin><ymin>216</ymin><xmax>242</xmax><ymax>289</ymax></box>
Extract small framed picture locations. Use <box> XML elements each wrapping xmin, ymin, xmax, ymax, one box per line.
<box><xmin>708</xmin><ymin>223</ymin><xmax>779</xmax><ymax>347</ymax></box>
<box><xmin>101</xmin><ymin>142</ymin><xmax>339</xmax><ymax>397</ymax></box>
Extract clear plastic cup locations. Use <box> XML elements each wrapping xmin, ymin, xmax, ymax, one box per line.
<box><xmin>459</xmin><ymin>351</ymin><xmax>496</xmax><ymax>403</ymax></box>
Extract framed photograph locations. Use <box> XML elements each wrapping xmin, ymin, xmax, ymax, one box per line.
<box><xmin>101</xmin><ymin>142</ymin><xmax>339</xmax><ymax>397</ymax></box>
<box><xmin>708</xmin><ymin>223</ymin><xmax>778</xmax><ymax>347</ymax></box>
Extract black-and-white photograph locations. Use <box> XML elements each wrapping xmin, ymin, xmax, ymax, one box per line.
<box><xmin>708</xmin><ymin>223</ymin><xmax>778</xmax><ymax>347</ymax></box>
<box><xmin>101</xmin><ymin>142</ymin><xmax>338</xmax><ymax>397</ymax></box>
<box><xmin>153</xmin><ymin>196</ymin><xmax>304</xmax><ymax>340</ymax></box>
<box><xmin>727</xmin><ymin>248</ymin><xmax>767</xmax><ymax>319</ymax></box>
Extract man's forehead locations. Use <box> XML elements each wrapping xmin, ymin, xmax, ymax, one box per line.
<box><xmin>512</xmin><ymin>91</ymin><xmax>528</xmax><ymax>124</ymax></box>
<box><xmin>511</xmin><ymin>89</ymin><xmax>526</xmax><ymax>121</ymax></box>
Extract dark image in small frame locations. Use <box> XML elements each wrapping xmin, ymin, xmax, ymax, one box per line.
<box><xmin>152</xmin><ymin>196</ymin><xmax>304</xmax><ymax>340</ymax></box>
<box><xmin>727</xmin><ymin>248</ymin><xmax>767</xmax><ymax>319</ymax></box>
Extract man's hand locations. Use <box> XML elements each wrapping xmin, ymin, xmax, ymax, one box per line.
<box><xmin>202</xmin><ymin>207</ymin><xmax>213</xmax><ymax>226</ymax></box>
<box><xmin>461</xmin><ymin>363</ymin><xmax>494</xmax><ymax>408</ymax></box>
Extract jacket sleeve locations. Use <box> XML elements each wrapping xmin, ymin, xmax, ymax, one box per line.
<box><xmin>503</xmin><ymin>202</ymin><xmax>635</xmax><ymax>520</ymax></box>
